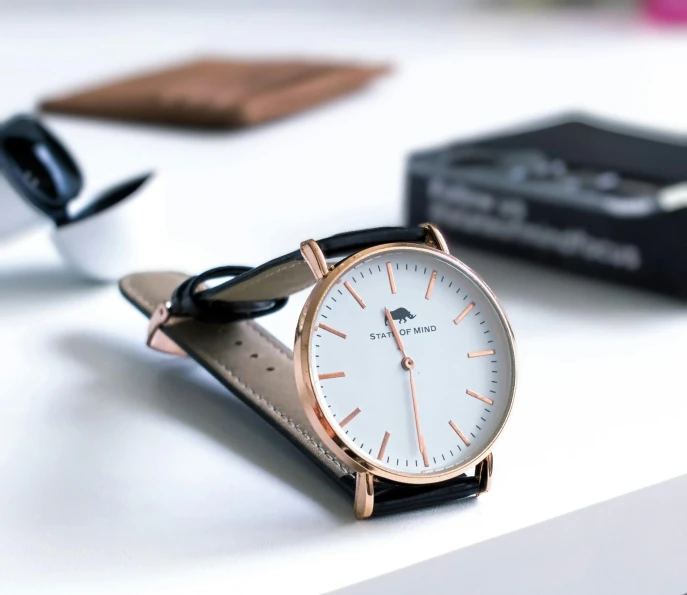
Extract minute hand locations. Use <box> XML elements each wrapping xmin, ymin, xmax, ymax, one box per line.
<box><xmin>408</xmin><ymin>367</ymin><xmax>429</xmax><ymax>467</ymax></box>
<box><xmin>385</xmin><ymin>308</ymin><xmax>428</xmax><ymax>467</ymax></box>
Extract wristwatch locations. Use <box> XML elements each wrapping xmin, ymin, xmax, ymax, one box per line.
<box><xmin>119</xmin><ymin>225</ymin><xmax>517</xmax><ymax>518</ymax></box>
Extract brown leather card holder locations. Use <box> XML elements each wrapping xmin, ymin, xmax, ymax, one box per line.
<box><xmin>40</xmin><ymin>57</ymin><xmax>390</xmax><ymax>128</ymax></box>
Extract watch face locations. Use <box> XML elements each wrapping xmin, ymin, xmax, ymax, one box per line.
<box><xmin>300</xmin><ymin>244</ymin><xmax>516</xmax><ymax>482</ymax></box>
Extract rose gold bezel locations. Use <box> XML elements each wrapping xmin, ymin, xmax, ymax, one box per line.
<box><xmin>294</xmin><ymin>242</ymin><xmax>517</xmax><ymax>486</ymax></box>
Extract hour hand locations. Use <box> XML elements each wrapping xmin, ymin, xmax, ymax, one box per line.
<box><xmin>384</xmin><ymin>308</ymin><xmax>407</xmax><ymax>357</ymax></box>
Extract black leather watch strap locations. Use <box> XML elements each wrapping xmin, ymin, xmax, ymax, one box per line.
<box><xmin>120</xmin><ymin>226</ymin><xmax>483</xmax><ymax>517</ymax></box>
<box><xmin>168</xmin><ymin>226</ymin><xmax>427</xmax><ymax>322</ymax></box>
<box><xmin>205</xmin><ymin>226</ymin><xmax>427</xmax><ymax>300</ymax></box>
<box><xmin>341</xmin><ymin>474</ymin><xmax>481</xmax><ymax>516</ymax></box>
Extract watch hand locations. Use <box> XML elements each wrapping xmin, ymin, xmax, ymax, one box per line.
<box><xmin>408</xmin><ymin>366</ymin><xmax>429</xmax><ymax>468</ymax></box>
<box><xmin>384</xmin><ymin>308</ymin><xmax>407</xmax><ymax>358</ymax></box>
<box><xmin>385</xmin><ymin>308</ymin><xmax>427</xmax><ymax>466</ymax></box>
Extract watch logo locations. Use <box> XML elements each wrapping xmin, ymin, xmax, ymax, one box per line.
<box><xmin>372</xmin><ymin>307</ymin><xmax>434</xmax><ymax>340</ymax></box>
<box><xmin>384</xmin><ymin>307</ymin><xmax>416</xmax><ymax>325</ymax></box>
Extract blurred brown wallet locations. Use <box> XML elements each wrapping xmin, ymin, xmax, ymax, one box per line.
<box><xmin>40</xmin><ymin>58</ymin><xmax>390</xmax><ymax>129</ymax></box>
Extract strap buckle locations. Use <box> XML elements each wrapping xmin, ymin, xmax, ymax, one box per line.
<box><xmin>146</xmin><ymin>302</ymin><xmax>187</xmax><ymax>356</ymax></box>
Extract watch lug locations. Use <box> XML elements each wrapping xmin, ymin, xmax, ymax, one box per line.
<box><xmin>354</xmin><ymin>471</ymin><xmax>375</xmax><ymax>519</ymax></box>
<box><xmin>476</xmin><ymin>452</ymin><xmax>493</xmax><ymax>494</ymax></box>
<box><xmin>300</xmin><ymin>239</ymin><xmax>329</xmax><ymax>280</ymax></box>
<box><xmin>420</xmin><ymin>223</ymin><xmax>450</xmax><ymax>254</ymax></box>
<box><xmin>147</xmin><ymin>302</ymin><xmax>187</xmax><ymax>356</ymax></box>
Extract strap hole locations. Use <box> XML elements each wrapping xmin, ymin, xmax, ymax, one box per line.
<box><xmin>266</xmin><ymin>366</ymin><xmax>275</xmax><ymax>372</ymax></box>
<box><xmin>235</xmin><ymin>340</ymin><xmax>243</xmax><ymax>346</ymax></box>
<box><xmin>251</xmin><ymin>353</ymin><xmax>259</xmax><ymax>358</ymax></box>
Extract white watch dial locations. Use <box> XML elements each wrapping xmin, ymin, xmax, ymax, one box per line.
<box><xmin>308</xmin><ymin>246</ymin><xmax>515</xmax><ymax>477</ymax></box>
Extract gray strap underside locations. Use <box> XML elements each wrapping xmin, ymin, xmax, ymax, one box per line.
<box><xmin>120</xmin><ymin>271</ymin><xmax>352</xmax><ymax>480</ymax></box>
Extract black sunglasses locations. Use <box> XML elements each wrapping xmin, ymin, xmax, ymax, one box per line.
<box><xmin>0</xmin><ymin>114</ymin><xmax>82</xmax><ymax>224</ymax></box>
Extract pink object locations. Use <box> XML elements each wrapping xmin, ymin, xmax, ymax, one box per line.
<box><xmin>644</xmin><ymin>0</ymin><xmax>687</xmax><ymax>22</ymax></box>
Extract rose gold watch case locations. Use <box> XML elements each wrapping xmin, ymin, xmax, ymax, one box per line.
<box><xmin>294</xmin><ymin>241</ymin><xmax>517</xmax><ymax>486</ymax></box>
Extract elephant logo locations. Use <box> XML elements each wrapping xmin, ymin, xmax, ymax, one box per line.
<box><xmin>384</xmin><ymin>307</ymin><xmax>417</xmax><ymax>325</ymax></box>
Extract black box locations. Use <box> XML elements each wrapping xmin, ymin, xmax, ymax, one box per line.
<box><xmin>406</xmin><ymin>113</ymin><xmax>687</xmax><ymax>298</ymax></box>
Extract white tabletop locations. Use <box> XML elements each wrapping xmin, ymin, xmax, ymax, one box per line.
<box><xmin>2</xmin><ymin>6</ymin><xmax>687</xmax><ymax>594</ymax></box>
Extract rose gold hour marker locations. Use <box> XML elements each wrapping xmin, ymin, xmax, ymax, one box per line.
<box><xmin>466</xmin><ymin>389</ymin><xmax>494</xmax><ymax>406</ymax></box>
<box><xmin>453</xmin><ymin>301</ymin><xmax>475</xmax><ymax>325</ymax></box>
<box><xmin>318</xmin><ymin>371</ymin><xmax>346</xmax><ymax>380</ymax></box>
<box><xmin>318</xmin><ymin>323</ymin><xmax>347</xmax><ymax>339</ymax></box>
<box><xmin>377</xmin><ymin>431</ymin><xmax>391</xmax><ymax>460</ymax></box>
<box><xmin>425</xmin><ymin>270</ymin><xmax>437</xmax><ymax>300</ymax></box>
<box><xmin>468</xmin><ymin>349</ymin><xmax>495</xmax><ymax>358</ymax></box>
<box><xmin>386</xmin><ymin>262</ymin><xmax>397</xmax><ymax>294</ymax></box>
<box><xmin>449</xmin><ymin>420</ymin><xmax>471</xmax><ymax>446</ymax></box>
<box><xmin>340</xmin><ymin>407</ymin><xmax>361</xmax><ymax>428</ymax></box>
<box><xmin>344</xmin><ymin>281</ymin><xmax>366</xmax><ymax>309</ymax></box>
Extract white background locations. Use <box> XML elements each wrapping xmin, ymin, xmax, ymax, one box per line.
<box><xmin>0</xmin><ymin>0</ymin><xmax>632</xmax><ymax>9</ymax></box>
<box><xmin>1</xmin><ymin>4</ymin><xmax>687</xmax><ymax>594</ymax></box>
